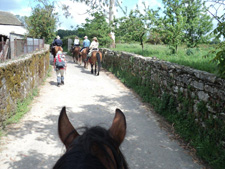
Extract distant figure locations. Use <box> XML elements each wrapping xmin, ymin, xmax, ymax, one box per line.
<box><xmin>86</xmin><ymin>37</ymin><xmax>99</xmax><ymax>61</ymax></box>
<box><xmin>80</xmin><ymin>35</ymin><xmax>90</xmax><ymax>52</ymax></box>
<box><xmin>109</xmin><ymin>32</ymin><xmax>116</xmax><ymax>48</ymax></box>
<box><xmin>53</xmin><ymin>35</ymin><xmax>63</xmax><ymax>47</ymax></box>
<box><xmin>74</xmin><ymin>36</ymin><xmax>80</xmax><ymax>47</ymax></box>
<box><xmin>71</xmin><ymin>36</ymin><xmax>80</xmax><ymax>51</ymax></box>
<box><xmin>54</xmin><ymin>50</ymin><xmax>67</xmax><ymax>87</ymax></box>
<box><xmin>52</xmin><ymin>36</ymin><xmax>63</xmax><ymax>58</ymax></box>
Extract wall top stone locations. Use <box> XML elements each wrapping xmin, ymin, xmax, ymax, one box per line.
<box><xmin>101</xmin><ymin>48</ymin><xmax>224</xmax><ymax>86</ymax></box>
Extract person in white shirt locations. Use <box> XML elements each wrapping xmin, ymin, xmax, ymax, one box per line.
<box><xmin>86</xmin><ymin>37</ymin><xmax>99</xmax><ymax>61</ymax></box>
<box><xmin>74</xmin><ymin>36</ymin><xmax>80</xmax><ymax>46</ymax></box>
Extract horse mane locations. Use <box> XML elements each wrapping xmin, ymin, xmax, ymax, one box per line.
<box><xmin>53</xmin><ymin>126</ymin><xmax>128</xmax><ymax>169</ymax></box>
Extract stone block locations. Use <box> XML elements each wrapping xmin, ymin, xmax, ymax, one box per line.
<box><xmin>198</xmin><ymin>91</ymin><xmax>209</xmax><ymax>102</ymax></box>
<box><xmin>191</xmin><ymin>81</ymin><xmax>204</xmax><ymax>90</ymax></box>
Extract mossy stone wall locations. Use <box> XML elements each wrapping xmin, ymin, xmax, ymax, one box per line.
<box><xmin>0</xmin><ymin>45</ymin><xmax>50</xmax><ymax>128</ymax></box>
<box><xmin>100</xmin><ymin>48</ymin><xmax>225</xmax><ymax>126</ymax></box>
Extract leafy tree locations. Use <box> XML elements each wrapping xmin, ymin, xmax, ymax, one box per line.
<box><xmin>66</xmin><ymin>0</ymin><xmax>126</xmax><ymax>48</ymax></box>
<box><xmin>157</xmin><ymin>0</ymin><xmax>213</xmax><ymax>53</ymax></box>
<box><xmin>204</xmin><ymin>0</ymin><xmax>225</xmax><ymax>78</ymax></box>
<box><xmin>57</xmin><ymin>29</ymin><xmax>78</xmax><ymax>39</ymax></box>
<box><xmin>147</xmin><ymin>31</ymin><xmax>163</xmax><ymax>45</ymax></box>
<box><xmin>26</xmin><ymin>3</ymin><xmax>58</xmax><ymax>44</ymax></box>
<box><xmin>83</xmin><ymin>12</ymin><xmax>112</xmax><ymax>47</ymax></box>
<box><xmin>205</xmin><ymin>0</ymin><xmax>225</xmax><ymax>38</ymax></box>
<box><xmin>76</xmin><ymin>27</ymin><xmax>86</xmax><ymax>39</ymax></box>
<box><xmin>114</xmin><ymin>9</ymin><xmax>147</xmax><ymax>52</ymax></box>
<box><xmin>183</xmin><ymin>0</ymin><xmax>213</xmax><ymax>48</ymax></box>
<box><xmin>158</xmin><ymin>0</ymin><xmax>187</xmax><ymax>54</ymax></box>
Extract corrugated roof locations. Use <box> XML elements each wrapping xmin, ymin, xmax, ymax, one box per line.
<box><xmin>0</xmin><ymin>11</ymin><xmax>23</xmax><ymax>26</ymax></box>
<box><xmin>0</xmin><ymin>25</ymin><xmax>27</xmax><ymax>37</ymax></box>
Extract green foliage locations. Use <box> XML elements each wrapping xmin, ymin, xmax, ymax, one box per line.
<box><xmin>204</xmin><ymin>1</ymin><xmax>225</xmax><ymax>78</ymax></box>
<box><xmin>156</xmin><ymin>0</ymin><xmax>213</xmax><ymax>53</ymax></box>
<box><xmin>76</xmin><ymin>27</ymin><xmax>86</xmax><ymax>39</ymax></box>
<box><xmin>114</xmin><ymin>9</ymin><xmax>148</xmax><ymax>50</ymax></box>
<box><xmin>147</xmin><ymin>31</ymin><xmax>163</xmax><ymax>45</ymax></box>
<box><xmin>83</xmin><ymin>12</ymin><xmax>112</xmax><ymax>47</ymax></box>
<box><xmin>210</xmin><ymin>37</ymin><xmax>221</xmax><ymax>44</ymax></box>
<box><xmin>61</xmin><ymin>35</ymin><xmax>75</xmax><ymax>52</ymax></box>
<box><xmin>57</xmin><ymin>29</ymin><xmax>78</xmax><ymax>39</ymax></box>
<box><xmin>205</xmin><ymin>42</ymin><xmax>225</xmax><ymax>78</ymax></box>
<box><xmin>158</xmin><ymin>0</ymin><xmax>187</xmax><ymax>54</ymax></box>
<box><xmin>183</xmin><ymin>0</ymin><xmax>213</xmax><ymax>48</ymax></box>
<box><xmin>114</xmin><ymin>6</ymin><xmax>159</xmax><ymax>51</ymax></box>
<box><xmin>25</xmin><ymin>4</ymin><xmax>58</xmax><ymax>44</ymax></box>
<box><xmin>186</xmin><ymin>48</ymin><xmax>194</xmax><ymax>56</ymax></box>
<box><xmin>114</xmin><ymin>43</ymin><xmax>217</xmax><ymax>75</ymax></box>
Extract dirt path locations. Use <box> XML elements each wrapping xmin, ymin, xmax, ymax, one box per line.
<box><xmin>0</xmin><ymin>55</ymin><xmax>204</xmax><ymax>169</ymax></box>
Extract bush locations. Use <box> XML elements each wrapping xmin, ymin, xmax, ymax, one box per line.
<box><xmin>186</xmin><ymin>48</ymin><xmax>194</xmax><ymax>56</ymax></box>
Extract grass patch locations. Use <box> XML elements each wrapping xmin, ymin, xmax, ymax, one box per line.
<box><xmin>3</xmin><ymin>87</ymin><xmax>39</xmax><ymax>127</ymax></box>
<box><xmin>112</xmin><ymin>43</ymin><xmax>217</xmax><ymax>75</ymax></box>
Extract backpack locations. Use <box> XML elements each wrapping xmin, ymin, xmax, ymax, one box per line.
<box><xmin>55</xmin><ymin>54</ymin><xmax>65</xmax><ymax>68</ymax></box>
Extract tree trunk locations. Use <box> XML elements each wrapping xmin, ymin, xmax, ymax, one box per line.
<box><xmin>109</xmin><ymin>0</ymin><xmax>116</xmax><ymax>48</ymax></box>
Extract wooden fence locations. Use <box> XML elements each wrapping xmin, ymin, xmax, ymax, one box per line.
<box><xmin>0</xmin><ymin>37</ymin><xmax>45</xmax><ymax>62</ymax></box>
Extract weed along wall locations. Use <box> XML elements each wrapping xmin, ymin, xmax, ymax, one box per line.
<box><xmin>0</xmin><ymin>45</ymin><xmax>50</xmax><ymax>129</ymax></box>
<box><xmin>100</xmin><ymin>48</ymin><xmax>225</xmax><ymax>167</ymax></box>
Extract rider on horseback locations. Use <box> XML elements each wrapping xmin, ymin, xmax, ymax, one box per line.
<box><xmin>53</xmin><ymin>35</ymin><xmax>63</xmax><ymax>47</ymax></box>
<box><xmin>80</xmin><ymin>36</ymin><xmax>90</xmax><ymax>52</ymax></box>
<box><xmin>74</xmin><ymin>36</ymin><xmax>80</xmax><ymax>46</ymax></box>
<box><xmin>52</xmin><ymin>35</ymin><xmax>63</xmax><ymax>54</ymax></box>
<box><xmin>86</xmin><ymin>37</ymin><xmax>99</xmax><ymax>61</ymax></box>
<box><xmin>72</xmin><ymin>36</ymin><xmax>80</xmax><ymax>51</ymax></box>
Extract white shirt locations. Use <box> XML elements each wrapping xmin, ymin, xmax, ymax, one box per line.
<box><xmin>89</xmin><ymin>41</ymin><xmax>99</xmax><ymax>50</ymax></box>
<box><xmin>74</xmin><ymin>39</ymin><xmax>79</xmax><ymax>45</ymax></box>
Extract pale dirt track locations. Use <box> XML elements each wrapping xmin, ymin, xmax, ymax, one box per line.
<box><xmin>0</xmin><ymin>54</ymin><xmax>205</xmax><ymax>169</ymax></box>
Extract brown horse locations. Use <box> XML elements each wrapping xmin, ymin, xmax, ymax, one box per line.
<box><xmin>52</xmin><ymin>46</ymin><xmax>63</xmax><ymax>58</ymax></box>
<box><xmin>90</xmin><ymin>50</ymin><xmax>102</xmax><ymax>76</ymax></box>
<box><xmin>80</xmin><ymin>47</ymin><xmax>89</xmax><ymax>68</ymax></box>
<box><xmin>72</xmin><ymin>46</ymin><xmax>81</xmax><ymax>64</ymax></box>
<box><xmin>53</xmin><ymin>107</ymin><xmax>128</xmax><ymax>169</ymax></box>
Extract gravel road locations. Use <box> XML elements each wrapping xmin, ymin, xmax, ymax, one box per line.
<box><xmin>0</xmin><ymin>54</ymin><xmax>204</xmax><ymax>169</ymax></box>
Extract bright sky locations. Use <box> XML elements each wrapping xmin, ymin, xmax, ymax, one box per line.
<box><xmin>0</xmin><ymin>0</ymin><xmax>222</xmax><ymax>32</ymax></box>
<box><xmin>0</xmin><ymin>0</ymin><xmax>162</xmax><ymax>30</ymax></box>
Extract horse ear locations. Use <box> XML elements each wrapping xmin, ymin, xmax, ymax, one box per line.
<box><xmin>109</xmin><ymin>109</ymin><xmax>126</xmax><ymax>147</ymax></box>
<box><xmin>58</xmin><ymin>107</ymin><xmax>79</xmax><ymax>149</ymax></box>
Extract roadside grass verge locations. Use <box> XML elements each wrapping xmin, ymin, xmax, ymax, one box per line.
<box><xmin>113</xmin><ymin>43</ymin><xmax>217</xmax><ymax>75</ymax></box>
<box><xmin>3</xmin><ymin>87</ymin><xmax>39</xmax><ymax>127</ymax></box>
<box><xmin>0</xmin><ymin>66</ymin><xmax>52</xmax><ymax>138</ymax></box>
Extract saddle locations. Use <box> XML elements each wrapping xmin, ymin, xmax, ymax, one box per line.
<box><xmin>93</xmin><ymin>48</ymin><xmax>98</xmax><ymax>51</ymax></box>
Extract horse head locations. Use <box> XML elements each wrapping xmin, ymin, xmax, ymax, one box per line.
<box><xmin>53</xmin><ymin>107</ymin><xmax>128</xmax><ymax>169</ymax></box>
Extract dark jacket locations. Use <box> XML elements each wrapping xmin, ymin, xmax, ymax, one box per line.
<box><xmin>53</xmin><ymin>39</ymin><xmax>63</xmax><ymax>46</ymax></box>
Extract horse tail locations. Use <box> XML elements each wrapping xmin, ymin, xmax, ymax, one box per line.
<box><xmin>97</xmin><ymin>52</ymin><xmax>101</xmax><ymax>75</ymax></box>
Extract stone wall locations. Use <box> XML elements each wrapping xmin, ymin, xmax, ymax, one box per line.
<box><xmin>0</xmin><ymin>45</ymin><xmax>50</xmax><ymax>128</ymax></box>
<box><xmin>100</xmin><ymin>48</ymin><xmax>225</xmax><ymax>125</ymax></box>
